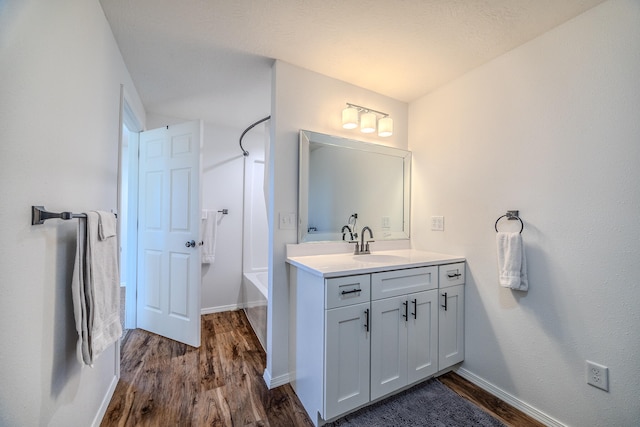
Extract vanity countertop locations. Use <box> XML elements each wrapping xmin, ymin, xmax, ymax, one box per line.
<box><xmin>286</xmin><ymin>249</ymin><xmax>465</xmax><ymax>278</ymax></box>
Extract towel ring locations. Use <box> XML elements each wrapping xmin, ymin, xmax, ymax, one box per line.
<box><xmin>495</xmin><ymin>212</ymin><xmax>524</xmax><ymax>234</ymax></box>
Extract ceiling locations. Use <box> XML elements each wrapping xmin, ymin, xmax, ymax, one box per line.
<box><xmin>100</xmin><ymin>0</ymin><xmax>605</xmax><ymax>127</ymax></box>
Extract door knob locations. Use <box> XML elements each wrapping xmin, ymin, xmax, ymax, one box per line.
<box><xmin>185</xmin><ymin>240</ymin><xmax>196</xmax><ymax>248</ymax></box>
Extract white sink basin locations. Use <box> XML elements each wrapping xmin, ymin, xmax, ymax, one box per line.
<box><xmin>353</xmin><ymin>254</ymin><xmax>410</xmax><ymax>264</ymax></box>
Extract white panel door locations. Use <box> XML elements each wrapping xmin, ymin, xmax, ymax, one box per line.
<box><xmin>438</xmin><ymin>284</ymin><xmax>465</xmax><ymax>369</ymax></box>
<box><xmin>324</xmin><ymin>302</ymin><xmax>370</xmax><ymax>420</ymax></box>
<box><xmin>407</xmin><ymin>290</ymin><xmax>438</xmax><ymax>384</ymax></box>
<box><xmin>137</xmin><ymin>120</ymin><xmax>202</xmax><ymax>347</ymax></box>
<box><xmin>371</xmin><ymin>295</ymin><xmax>408</xmax><ymax>401</ymax></box>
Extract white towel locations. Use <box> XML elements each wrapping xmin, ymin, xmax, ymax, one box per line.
<box><xmin>71</xmin><ymin>211</ymin><xmax>122</xmax><ymax>365</ymax></box>
<box><xmin>496</xmin><ymin>231</ymin><xmax>528</xmax><ymax>291</ymax></box>
<box><xmin>201</xmin><ymin>210</ymin><xmax>217</xmax><ymax>264</ymax></box>
<box><xmin>98</xmin><ymin>211</ymin><xmax>116</xmax><ymax>240</ymax></box>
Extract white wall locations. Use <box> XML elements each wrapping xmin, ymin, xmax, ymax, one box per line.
<box><xmin>199</xmin><ymin>123</ymin><xmax>243</xmax><ymax>311</ymax></box>
<box><xmin>409</xmin><ymin>1</ymin><xmax>640</xmax><ymax>425</ymax></box>
<box><xmin>0</xmin><ymin>0</ymin><xmax>144</xmax><ymax>425</ymax></box>
<box><xmin>268</xmin><ymin>61</ymin><xmax>408</xmax><ymax>384</ymax></box>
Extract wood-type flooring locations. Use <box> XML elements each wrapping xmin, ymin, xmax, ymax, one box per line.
<box><xmin>102</xmin><ymin>310</ymin><xmax>543</xmax><ymax>427</ymax></box>
<box><xmin>438</xmin><ymin>372</ymin><xmax>545</xmax><ymax>427</ymax></box>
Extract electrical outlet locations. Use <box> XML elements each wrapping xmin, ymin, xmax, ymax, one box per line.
<box><xmin>586</xmin><ymin>360</ymin><xmax>609</xmax><ymax>391</ymax></box>
<box><xmin>431</xmin><ymin>216</ymin><xmax>444</xmax><ymax>231</ymax></box>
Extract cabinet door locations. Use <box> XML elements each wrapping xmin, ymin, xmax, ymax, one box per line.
<box><xmin>325</xmin><ymin>302</ymin><xmax>370</xmax><ymax>420</ymax></box>
<box><xmin>438</xmin><ymin>284</ymin><xmax>465</xmax><ymax>370</ymax></box>
<box><xmin>407</xmin><ymin>290</ymin><xmax>438</xmax><ymax>384</ymax></box>
<box><xmin>371</xmin><ymin>295</ymin><xmax>408</xmax><ymax>401</ymax></box>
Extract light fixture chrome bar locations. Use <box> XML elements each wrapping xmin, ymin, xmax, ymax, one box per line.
<box><xmin>345</xmin><ymin>103</ymin><xmax>389</xmax><ymax>118</ymax></box>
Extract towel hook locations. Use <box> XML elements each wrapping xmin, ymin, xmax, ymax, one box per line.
<box><xmin>495</xmin><ymin>210</ymin><xmax>524</xmax><ymax>234</ymax></box>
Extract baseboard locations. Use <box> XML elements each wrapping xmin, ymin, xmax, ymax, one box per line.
<box><xmin>92</xmin><ymin>371</ymin><xmax>119</xmax><ymax>427</ymax></box>
<box><xmin>243</xmin><ymin>300</ymin><xmax>267</xmax><ymax>309</ymax></box>
<box><xmin>263</xmin><ymin>368</ymin><xmax>290</xmax><ymax>389</ymax></box>
<box><xmin>455</xmin><ymin>367</ymin><xmax>565</xmax><ymax>427</ymax></box>
<box><xmin>201</xmin><ymin>303</ymin><xmax>242</xmax><ymax>315</ymax></box>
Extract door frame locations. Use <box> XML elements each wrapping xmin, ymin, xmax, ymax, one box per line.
<box><xmin>117</xmin><ymin>85</ymin><xmax>144</xmax><ymax>330</ymax></box>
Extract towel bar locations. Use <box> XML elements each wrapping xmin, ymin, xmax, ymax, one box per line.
<box><xmin>494</xmin><ymin>210</ymin><xmax>523</xmax><ymax>234</ymax></box>
<box><xmin>32</xmin><ymin>205</ymin><xmax>116</xmax><ymax>225</ymax></box>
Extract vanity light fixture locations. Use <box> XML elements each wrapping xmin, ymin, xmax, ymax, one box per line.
<box><xmin>341</xmin><ymin>106</ymin><xmax>359</xmax><ymax>130</ymax></box>
<box><xmin>341</xmin><ymin>103</ymin><xmax>393</xmax><ymax>137</ymax></box>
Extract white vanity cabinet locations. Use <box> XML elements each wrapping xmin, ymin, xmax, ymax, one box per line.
<box><xmin>370</xmin><ymin>267</ymin><xmax>439</xmax><ymax>400</ymax></box>
<box><xmin>287</xmin><ymin>250</ymin><xmax>465</xmax><ymax>426</ymax></box>
<box><xmin>289</xmin><ymin>269</ymin><xmax>372</xmax><ymax>424</ymax></box>
<box><xmin>438</xmin><ymin>263</ymin><xmax>465</xmax><ymax>370</ymax></box>
<box><xmin>324</xmin><ymin>275</ymin><xmax>371</xmax><ymax>419</ymax></box>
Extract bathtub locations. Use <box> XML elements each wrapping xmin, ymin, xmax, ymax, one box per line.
<box><xmin>242</xmin><ymin>271</ymin><xmax>268</xmax><ymax>351</ymax></box>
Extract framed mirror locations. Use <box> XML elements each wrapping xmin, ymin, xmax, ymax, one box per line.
<box><xmin>299</xmin><ymin>130</ymin><xmax>411</xmax><ymax>243</ymax></box>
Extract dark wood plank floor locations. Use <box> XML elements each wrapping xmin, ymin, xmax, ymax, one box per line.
<box><xmin>102</xmin><ymin>310</ymin><xmax>542</xmax><ymax>427</ymax></box>
<box><xmin>102</xmin><ymin>311</ymin><xmax>312</xmax><ymax>426</ymax></box>
<box><xmin>438</xmin><ymin>372</ymin><xmax>546</xmax><ymax>427</ymax></box>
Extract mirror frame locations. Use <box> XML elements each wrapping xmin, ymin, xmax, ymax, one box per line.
<box><xmin>298</xmin><ymin>130</ymin><xmax>411</xmax><ymax>243</ymax></box>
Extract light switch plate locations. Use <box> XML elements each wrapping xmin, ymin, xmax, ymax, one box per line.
<box><xmin>431</xmin><ymin>216</ymin><xmax>444</xmax><ymax>231</ymax></box>
<box><xmin>279</xmin><ymin>212</ymin><xmax>296</xmax><ymax>230</ymax></box>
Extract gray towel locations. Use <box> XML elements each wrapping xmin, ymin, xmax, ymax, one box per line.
<box><xmin>71</xmin><ymin>211</ymin><xmax>121</xmax><ymax>365</ymax></box>
<box><xmin>98</xmin><ymin>210</ymin><xmax>117</xmax><ymax>240</ymax></box>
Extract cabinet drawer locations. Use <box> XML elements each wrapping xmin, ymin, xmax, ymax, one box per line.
<box><xmin>439</xmin><ymin>262</ymin><xmax>465</xmax><ymax>288</ymax></box>
<box><xmin>326</xmin><ymin>275</ymin><xmax>371</xmax><ymax>309</ymax></box>
<box><xmin>371</xmin><ymin>266</ymin><xmax>437</xmax><ymax>300</ymax></box>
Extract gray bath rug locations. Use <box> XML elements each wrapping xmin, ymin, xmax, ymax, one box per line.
<box><xmin>328</xmin><ymin>379</ymin><xmax>505</xmax><ymax>427</ymax></box>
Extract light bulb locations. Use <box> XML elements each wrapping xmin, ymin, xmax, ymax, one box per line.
<box><xmin>378</xmin><ymin>116</ymin><xmax>393</xmax><ymax>137</ymax></box>
<box><xmin>360</xmin><ymin>112</ymin><xmax>376</xmax><ymax>133</ymax></box>
<box><xmin>342</xmin><ymin>106</ymin><xmax>359</xmax><ymax>129</ymax></box>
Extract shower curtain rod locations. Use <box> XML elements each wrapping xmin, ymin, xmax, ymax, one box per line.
<box><xmin>239</xmin><ymin>116</ymin><xmax>270</xmax><ymax>157</ymax></box>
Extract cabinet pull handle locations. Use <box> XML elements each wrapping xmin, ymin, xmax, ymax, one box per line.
<box><xmin>447</xmin><ymin>272</ymin><xmax>461</xmax><ymax>278</ymax></box>
<box><xmin>441</xmin><ymin>292</ymin><xmax>448</xmax><ymax>311</ymax></box>
<box><xmin>411</xmin><ymin>299</ymin><xmax>417</xmax><ymax>319</ymax></box>
<box><xmin>402</xmin><ymin>300</ymin><xmax>408</xmax><ymax>321</ymax></box>
<box><xmin>341</xmin><ymin>288</ymin><xmax>361</xmax><ymax>295</ymax></box>
<box><xmin>364</xmin><ymin>308</ymin><xmax>369</xmax><ymax>332</ymax></box>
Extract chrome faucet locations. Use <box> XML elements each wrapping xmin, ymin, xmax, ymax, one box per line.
<box><xmin>341</xmin><ymin>225</ymin><xmax>353</xmax><ymax>241</ymax></box>
<box><xmin>353</xmin><ymin>226</ymin><xmax>374</xmax><ymax>255</ymax></box>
